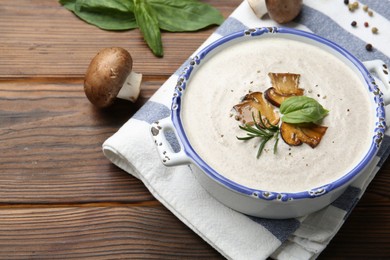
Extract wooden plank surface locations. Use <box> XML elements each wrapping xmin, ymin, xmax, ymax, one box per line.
<box><xmin>0</xmin><ymin>78</ymin><xmax>153</xmax><ymax>204</ymax></box>
<box><xmin>0</xmin><ymin>0</ymin><xmax>235</xmax><ymax>78</ymax></box>
<box><xmin>0</xmin><ymin>206</ymin><xmax>221</xmax><ymax>259</ymax></box>
<box><xmin>0</xmin><ymin>0</ymin><xmax>389</xmax><ymax>259</ymax></box>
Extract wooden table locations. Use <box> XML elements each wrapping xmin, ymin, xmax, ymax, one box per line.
<box><xmin>0</xmin><ymin>1</ymin><xmax>389</xmax><ymax>258</ymax></box>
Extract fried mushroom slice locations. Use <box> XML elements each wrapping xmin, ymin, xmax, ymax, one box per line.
<box><xmin>264</xmin><ymin>87</ymin><xmax>290</xmax><ymax>107</ymax></box>
<box><xmin>265</xmin><ymin>73</ymin><xmax>304</xmax><ymax>107</ymax></box>
<box><xmin>280</xmin><ymin>122</ymin><xmax>328</xmax><ymax>148</ymax></box>
<box><xmin>268</xmin><ymin>72</ymin><xmax>304</xmax><ymax>95</ymax></box>
<box><xmin>233</xmin><ymin>92</ymin><xmax>280</xmax><ymax>126</ymax></box>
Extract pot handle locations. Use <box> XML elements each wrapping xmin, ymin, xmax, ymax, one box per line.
<box><xmin>363</xmin><ymin>60</ymin><xmax>390</xmax><ymax>105</ymax></box>
<box><xmin>150</xmin><ymin>117</ymin><xmax>191</xmax><ymax>167</ymax></box>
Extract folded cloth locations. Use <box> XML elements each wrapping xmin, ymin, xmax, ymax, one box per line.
<box><xmin>103</xmin><ymin>1</ymin><xmax>390</xmax><ymax>259</ymax></box>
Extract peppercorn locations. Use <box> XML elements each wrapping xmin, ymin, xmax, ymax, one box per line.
<box><xmin>348</xmin><ymin>1</ymin><xmax>359</xmax><ymax>11</ymax></box>
<box><xmin>372</xmin><ymin>27</ymin><xmax>378</xmax><ymax>34</ymax></box>
<box><xmin>364</xmin><ymin>22</ymin><xmax>369</xmax><ymax>27</ymax></box>
<box><xmin>368</xmin><ymin>10</ymin><xmax>373</xmax><ymax>16</ymax></box>
<box><xmin>365</xmin><ymin>43</ymin><xmax>373</xmax><ymax>51</ymax></box>
<box><xmin>363</xmin><ymin>5</ymin><xmax>368</xmax><ymax>12</ymax></box>
<box><xmin>344</xmin><ymin>0</ymin><xmax>349</xmax><ymax>5</ymax></box>
<box><xmin>351</xmin><ymin>21</ymin><xmax>357</xmax><ymax>27</ymax></box>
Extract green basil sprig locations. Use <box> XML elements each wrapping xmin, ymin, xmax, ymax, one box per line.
<box><xmin>148</xmin><ymin>0</ymin><xmax>224</xmax><ymax>32</ymax></box>
<box><xmin>59</xmin><ymin>0</ymin><xmax>224</xmax><ymax>57</ymax></box>
<box><xmin>134</xmin><ymin>0</ymin><xmax>163</xmax><ymax>57</ymax></box>
<box><xmin>60</xmin><ymin>0</ymin><xmax>137</xmax><ymax>30</ymax></box>
<box><xmin>280</xmin><ymin>96</ymin><xmax>329</xmax><ymax>124</ymax></box>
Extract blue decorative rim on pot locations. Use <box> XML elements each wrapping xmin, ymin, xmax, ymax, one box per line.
<box><xmin>170</xmin><ymin>27</ymin><xmax>386</xmax><ymax>202</ymax></box>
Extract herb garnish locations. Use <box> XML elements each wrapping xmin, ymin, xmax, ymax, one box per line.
<box><xmin>236</xmin><ymin>94</ymin><xmax>329</xmax><ymax>158</ymax></box>
<box><xmin>237</xmin><ymin>111</ymin><xmax>280</xmax><ymax>158</ymax></box>
<box><xmin>59</xmin><ymin>0</ymin><xmax>224</xmax><ymax>57</ymax></box>
<box><xmin>280</xmin><ymin>96</ymin><xmax>329</xmax><ymax>124</ymax></box>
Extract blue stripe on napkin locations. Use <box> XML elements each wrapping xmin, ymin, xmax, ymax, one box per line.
<box><xmin>164</xmin><ymin>130</ymin><xmax>181</xmax><ymax>153</ymax></box>
<box><xmin>215</xmin><ymin>17</ymin><xmax>247</xmax><ymax>36</ymax></box>
<box><xmin>297</xmin><ymin>5</ymin><xmax>390</xmax><ymax>66</ymax></box>
<box><xmin>331</xmin><ymin>186</ymin><xmax>361</xmax><ymax>212</ymax></box>
<box><xmin>376</xmin><ymin>134</ymin><xmax>390</xmax><ymax>167</ymax></box>
<box><xmin>360</xmin><ymin>0</ymin><xmax>390</xmax><ymax>19</ymax></box>
<box><xmin>133</xmin><ymin>100</ymin><xmax>181</xmax><ymax>152</ymax></box>
<box><xmin>248</xmin><ymin>216</ymin><xmax>301</xmax><ymax>242</ymax></box>
<box><xmin>133</xmin><ymin>101</ymin><xmax>170</xmax><ymax>124</ymax></box>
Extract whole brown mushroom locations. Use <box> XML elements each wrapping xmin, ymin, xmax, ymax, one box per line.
<box><xmin>265</xmin><ymin>0</ymin><xmax>303</xmax><ymax>24</ymax></box>
<box><xmin>84</xmin><ymin>47</ymin><xmax>143</xmax><ymax>108</ymax></box>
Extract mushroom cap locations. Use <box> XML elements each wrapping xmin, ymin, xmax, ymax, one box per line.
<box><xmin>265</xmin><ymin>0</ymin><xmax>303</xmax><ymax>24</ymax></box>
<box><xmin>84</xmin><ymin>47</ymin><xmax>133</xmax><ymax>108</ymax></box>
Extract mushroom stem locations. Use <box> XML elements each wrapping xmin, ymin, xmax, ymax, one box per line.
<box><xmin>117</xmin><ymin>71</ymin><xmax>143</xmax><ymax>103</ymax></box>
<box><xmin>248</xmin><ymin>0</ymin><xmax>268</xmax><ymax>19</ymax></box>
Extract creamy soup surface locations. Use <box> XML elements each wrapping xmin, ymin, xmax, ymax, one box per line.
<box><xmin>181</xmin><ymin>37</ymin><xmax>374</xmax><ymax>193</ymax></box>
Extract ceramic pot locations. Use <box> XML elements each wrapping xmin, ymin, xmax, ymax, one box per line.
<box><xmin>151</xmin><ymin>27</ymin><xmax>390</xmax><ymax>219</ymax></box>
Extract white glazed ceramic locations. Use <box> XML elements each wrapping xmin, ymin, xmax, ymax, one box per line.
<box><xmin>151</xmin><ymin>27</ymin><xmax>390</xmax><ymax>219</ymax></box>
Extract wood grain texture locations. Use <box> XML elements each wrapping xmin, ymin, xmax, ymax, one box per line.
<box><xmin>0</xmin><ymin>79</ymin><xmax>154</xmax><ymax>204</ymax></box>
<box><xmin>0</xmin><ymin>0</ymin><xmax>389</xmax><ymax>259</ymax></box>
<box><xmin>0</xmin><ymin>206</ymin><xmax>221</xmax><ymax>259</ymax></box>
<box><xmin>0</xmin><ymin>0</ymin><xmax>238</xmax><ymax>78</ymax></box>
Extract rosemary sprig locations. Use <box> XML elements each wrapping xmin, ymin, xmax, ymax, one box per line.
<box><xmin>237</xmin><ymin>111</ymin><xmax>280</xmax><ymax>158</ymax></box>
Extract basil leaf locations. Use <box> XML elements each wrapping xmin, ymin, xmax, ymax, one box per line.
<box><xmin>59</xmin><ymin>0</ymin><xmax>76</xmax><ymax>10</ymax></box>
<box><xmin>59</xmin><ymin>0</ymin><xmax>224</xmax><ymax>56</ymax></box>
<box><xmin>134</xmin><ymin>0</ymin><xmax>163</xmax><ymax>57</ymax></box>
<box><xmin>60</xmin><ymin>0</ymin><xmax>137</xmax><ymax>30</ymax></box>
<box><xmin>148</xmin><ymin>0</ymin><xmax>224</xmax><ymax>32</ymax></box>
<box><xmin>280</xmin><ymin>96</ymin><xmax>329</xmax><ymax>124</ymax></box>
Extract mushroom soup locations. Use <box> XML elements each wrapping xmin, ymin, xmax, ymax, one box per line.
<box><xmin>181</xmin><ymin>37</ymin><xmax>374</xmax><ymax>193</ymax></box>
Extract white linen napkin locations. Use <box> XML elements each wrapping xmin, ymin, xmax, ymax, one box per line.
<box><xmin>103</xmin><ymin>1</ymin><xmax>390</xmax><ymax>259</ymax></box>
